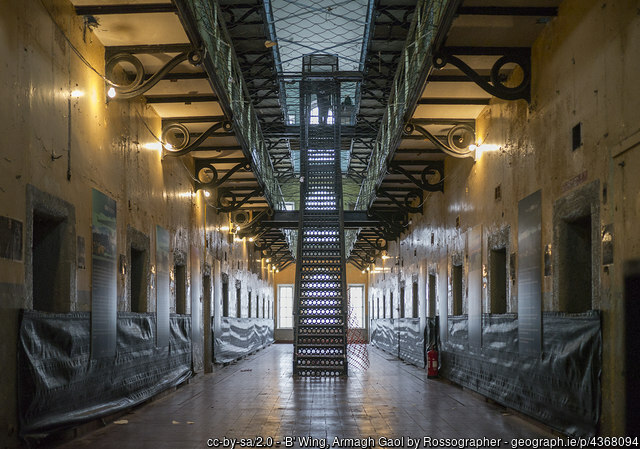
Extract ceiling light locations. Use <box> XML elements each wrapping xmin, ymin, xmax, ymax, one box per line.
<box><xmin>203</xmin><ymin>190</ymin><xmax>211</xmax><ymax>198</ymax></box>
<box><xmin>107</xmin><ymin>87</ymin><xmax>116</xmax><ymax>98</ymax></box>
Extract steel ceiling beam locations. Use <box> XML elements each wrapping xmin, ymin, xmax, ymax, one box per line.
<box><xmin>417</xmin><ymin>98</ymin><xmax>490</xmax><ymax>105</ymax></box>
<box><xmin>75</xmin><ymin>3</ymin><xmax>176</xmax><ymax>15</ymax></box>
<box><xmin>145</xmin><ymin>94</ymin><xmax>218</xmax><ymax>103</ymax></box>
<box><xmin>457</xmin><ymin>6</ymin><xmax>558</xmax><ymax>16</ymax></box>
<box><xmin>162</xmin><ymin>115</ymin><xmax>226</xmax><ymax>124</ymax></box>
<box><xmin>427</xmin><ymin>74</ymin><xmax>490</xmax><ymax>82</ymax></box>
<box><xmin>190</xmin><ymin>145</ymin><xmax>243</xmax><ymax>152</ymax></box>
<box><xmin>149</xmin><ymin>72</ymin><xmax>208</xmax><ymax>81</ymax></box>
<box><xmin>105</xmin><ymin>44</ymin><xmax>192</xmax><ymax>55</ymax></box>
<box><xmin>442</xmin><ymin>46</ymin><xmax>530</xmax><ymax>55</ymax></box>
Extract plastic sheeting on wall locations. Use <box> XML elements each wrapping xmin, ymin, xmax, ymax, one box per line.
<box><xmin>214</xmin><ymin>317</ymin><xmax>274</xmax><ymax>364</ymax></box>
<box><xmin>398</xmin><ymin>318</ymin><xmax>424</xmax><ymax>366</ymax></box>
<box><xmin>440</xmin><ymin>311</ymin><xmax>601</xmax><ymax>437</ymax></box>
<box><xmin>18</xmin><ymin>311</ymin><xmax>192</xmax><ymax>438</ymax></box>
<box><xmin>370</xmin><ymin>319</ymin><xmax>398</xmax><ymax>355</ymax></box>
<box><xmin>370</xmin><ymin>318</ymin><xmax>426</xmax><ymax>367</ymax></box>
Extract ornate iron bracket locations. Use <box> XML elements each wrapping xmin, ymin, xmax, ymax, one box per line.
<box><xmin>195</xmin><ymin>159</ymin><xmax>251</xmax><ymax>190</ymax></box>
<box><xmin>236</xmin><ymin>209</ymin><xmax>272</xmax><ymax>238</ymax></box>
<box><xmin>361</xmin><ymin>235</ymin><xmax>388</xmax><ymax>251</ymax></box>
<box><xmin>277</xmin><ymin>259</ymin><xmax>294</xmax><ymax>272</ymax></box>
<box><xmin>162</xmin><ymin>120</ymin><xmax>233</xmax><ymax>157</ymax></box>
<box><xmin>216</xmin><ymin>187</ymin><xmax>263</xmax><ymax>212</ymax></box>
<box><xmin>367</xmin><ymin>211</ymin><xmax>407</xmax><ymax>241</ymax></box>
<box><xmin>254</xmin><ymin>238</ymin><xmax>280</xmax><ymax>252</ymax></box>
<box><xmin>433</xmin><ymin>48</ymin><xmax>531</xmax><ymax>102</ymax></box>
<box><xmin>407</xmin><ymin>123</ymin><xmax>475</xmax><ymax>159</ymax></box>
<box><xmin>376</xmin><ymin>188</ymin><xmax>423</xmax><ymax>214</ymax></box>
<box><xmin>350</xmin><ymin>247</ymin><xmax>378</xmax><ymax>266</ymax></box>
<box><xmin>105</xmin><ymin>50</ymin><xmax>203</xmax><ymax>99</ymax></box>
<box><xmin>388</xmin><ymin>161</ymin><xmax>444</xmax><ymax>192</ymax></box>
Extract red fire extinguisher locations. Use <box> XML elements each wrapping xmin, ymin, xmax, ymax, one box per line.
<box><xmin>427</xmin><ymin>346</ymin><xmax>439</xmax><ymax>378</ymax></box>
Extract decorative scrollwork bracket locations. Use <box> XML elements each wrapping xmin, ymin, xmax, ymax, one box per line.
<box><xmin>433</xmin><ymin>48</ymin><xmax>531</xmax><ymax>102</ymax></box>
<box><xmin>376</xmin><ymin>188</ymin><xmax>424</xmax><ymax>214</ymax></box>
<box><xmin>216</xmin><ymin>187</ymin><xmax>263</xmax><ymax>212</ymax></box>
<box><xmin>388</xmin><ymin>161</ymin><xmax>444</xmax><ymax>193</ymax></box>
<box><xmin>161</xmin><ymin>120</ymin><xmax>233</xmax><ymax>157</ymax></box>
<box><xmin>105</xmin><ymin>50</ymin><xmax>203</xmax><ymax>100</ymax></box>
<box><xmin>195</xmin><ymin>158</ymin><xmax>251</xmax><ymax>190</ymax></box>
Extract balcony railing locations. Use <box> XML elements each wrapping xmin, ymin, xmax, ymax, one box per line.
<box><xmin>354</xmin><ymin>0</ymin><xmax>455</xmax><ymax>211</ymax></box>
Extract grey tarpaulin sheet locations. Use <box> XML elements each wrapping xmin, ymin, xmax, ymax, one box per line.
<box><xmin>398</xmin><ymin>318</ymin><xmax>424</xmax><ymax>366</ymax></box>
<box><xmin>370</xmin><ymin>319</ymin><xmax>397</xmax><ymax>355</ymax></box>
<box><xmin>371</xmin><ymin>319</ymin><xmax>426</xmax><ymax>367</ymax></box>
<box><xmin>439</xmin><ymin>311</ymin><xmax>601</xmax><ymax>437</ymax></box>
<box><xmin>214</xmin><ymin>317</ymin><xmax>274</xmax><ymax>364</ymax></box>
<box><xmin>18</xmin><ymin>311</ymin><xmax>192</xmax><ymax>438</ymax></box>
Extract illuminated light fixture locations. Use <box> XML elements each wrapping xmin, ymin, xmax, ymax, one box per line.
<box><xmin>265</xmin><ymin>258</ymin><xmax>271</xmax><ymax>263</ymax></box>
<box><xmin>472</xmin><ymin>144</ymin><xmax>501</xmax><ymax>161</ymax></box>
<box><xmin>381</xmin><ymin>253</ymin><xmax>390</xmax><ymax>260</ymax></box>
<box><xmin>264</xmin><ymin>40</ymin><xmax>277</xmax><ymax>48</ymax></box>
<box><xmin>143</xmin><ymin>142</ymin><xmax>162</xmax><ymax>152</ymax></box>
<box><xmin>107</xmin><ymin>86</ymin><xmax>117</xmax><ymax>98</ymax></box>
<box><xmin>248</xmin><ymin>237</ymin><xmax>254</xmax><ymax>242</ymax></box>
<box><xmin>366</xmin><ymin>266</ymin><xmax>370</xmax><ymax>272</ymax></box>
<box><xmin>276</xmin><ymin>269</ymin><xmax>280</xmax><ymax>273</ymax></box>
<box><xmin>70</xmin><ymin>90</ymin><xmax>84</xmax><ymax>98</ymax></box>
<box><xmin>361</xmin><ymin>270</ymin><xmax>365</xmax><ymax>274</ymax></box>
<box><xmin>203</xmin><ymin>190</ymin><xmax>211</xmax><ymax>198</ymax></box>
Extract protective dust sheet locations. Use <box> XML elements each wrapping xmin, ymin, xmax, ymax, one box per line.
<box><xmin>18</xmin><ymin>311</ymin><xmax>192</xmax><ymax>438</ymax></box>
<box><xmin>371</xmin><ymin>318</ymin><xmax>437</xmax><ymax>368</ymax></box>
<box><xmin>440</xmin><ymin>311</ymin><xmax>601</xmax><ymax>437</ymax></box>
<box><xmin>370</xmin><ymin>319</ymin><xmax>398</xmax><ymax>355</ymax></box>
<box><xmin>214</xmin><ymin>317</ymin><xmax>274</xmax><ymax>364</ymax></box>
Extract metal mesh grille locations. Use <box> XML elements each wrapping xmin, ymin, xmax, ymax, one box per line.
<box><xmin>293</xmin><ymin>55</ymin><xmax>348</xmax><ymax>377</ymax></box>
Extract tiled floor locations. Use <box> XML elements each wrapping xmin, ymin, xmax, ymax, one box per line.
<box><xmin>60</xmin><ymin>344</ymin><xmax>551</xmax><ymax>449</ymax></box>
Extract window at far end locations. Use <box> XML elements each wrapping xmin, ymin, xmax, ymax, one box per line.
<box><xmin>278</xmin><ymin>284</ymin><xmax>294</xmax><ymax>328</ymax></box>
<box><xmin>348</xmin><ymin>284</ymin><xmax>365</xmax><ymax>328</ymax></box>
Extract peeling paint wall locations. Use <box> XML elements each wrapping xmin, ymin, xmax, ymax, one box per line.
<box><xmin>0</xmin><ymin>0</ymin><xmax>274</xmax><ymax>445</ymax></box>
<box><xmin>369</xmin><ymin>0</ymin><xmax>639</xmax><ymax>436</ymax></box>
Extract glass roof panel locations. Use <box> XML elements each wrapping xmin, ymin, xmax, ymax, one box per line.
<box><xmin>271</xmin><ymin>0</ymin><xmax>370</xmax><ymax>73</ymax></box>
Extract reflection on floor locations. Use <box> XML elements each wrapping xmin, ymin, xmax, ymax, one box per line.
<box><xmin>60</xmin><ymin>344</ymin><xmax>552</xmax><ymax>449</ymax></box>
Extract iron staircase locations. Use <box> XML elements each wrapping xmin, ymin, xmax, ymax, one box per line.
<box><xmin>293</xmin><ymin>55</ymin><xmax>348</xmax><ymax>377</ymax></box>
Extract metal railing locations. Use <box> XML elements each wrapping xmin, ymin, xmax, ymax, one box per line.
<box><xmin>354</xmin><ymin>0</ymin><xmax>453</xmax><ymax>211</ymax></box>
<box><xmin>181</xmin><ymin>0</ymin><xmax>285</xmax><ymax>211</ymax></box>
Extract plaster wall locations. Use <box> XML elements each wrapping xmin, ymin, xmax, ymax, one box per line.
<box><xmin>0</xmin><ymin>0</ymin><xmax>274</xmax><ymax>445</ymax></box>
<box><xmin>369</xmin><ymin>0</ymin><xmax>639</xmax><ymax>435</ymax></box>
